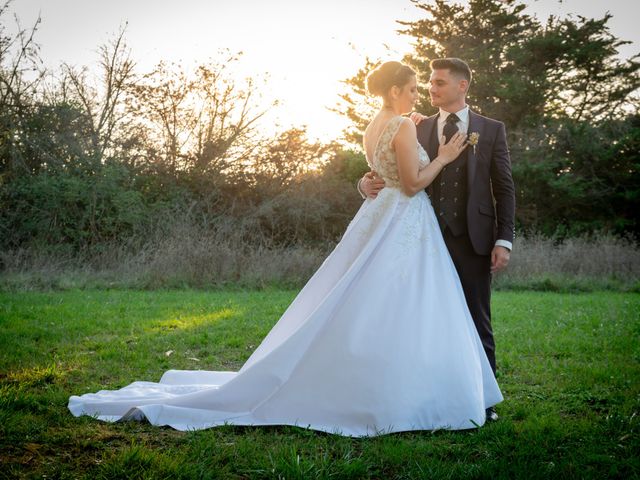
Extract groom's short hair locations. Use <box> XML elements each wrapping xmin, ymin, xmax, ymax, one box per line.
<box><xmin>430</xmin><ymin>58</ymin><xmax>472</xmax><ymax>84</ymax></box>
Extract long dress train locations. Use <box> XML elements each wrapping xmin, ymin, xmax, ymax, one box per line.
<box><xmin>68</xmin><ymin>115</ymin><xmax>503</xmax><ymax>437</ymax></box>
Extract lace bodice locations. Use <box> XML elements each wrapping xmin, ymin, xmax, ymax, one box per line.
<box><xmin>366</xmin><ymin>116</ymin><xmax>430</xmax><ymax>188</ymax></box>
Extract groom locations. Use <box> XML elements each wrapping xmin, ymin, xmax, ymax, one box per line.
<box><xmin>358</xmin><ymin>58</ymin><xmax>515</xmax><ymax>421</ymax></box>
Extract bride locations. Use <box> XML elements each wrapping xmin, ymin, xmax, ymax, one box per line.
<box><xmin>68</xmin><ymin>61</ymin><xmax>503</xmax><ymax>438</ymax></box>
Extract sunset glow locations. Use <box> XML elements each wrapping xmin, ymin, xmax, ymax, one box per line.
<box><xmin>9</xmin><ymin>0</ymin><xmax>638</xmax><ymax>142</ymax></box>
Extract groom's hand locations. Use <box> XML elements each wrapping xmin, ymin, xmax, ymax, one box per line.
<box><xmin>491</xmin><ymin>246</ymin><xmax>510</xmax><ymax>273</ymax></box>
<box><xmin>361</xmin><ymin>171</ymin><xmax>385</xmax><ymax>199</ymax></box>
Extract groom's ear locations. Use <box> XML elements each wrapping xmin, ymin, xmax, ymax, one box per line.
<box><xmin>459</xmin><ymin>78</ymin><xmax>470</xmax><ymax>94</ymax></box>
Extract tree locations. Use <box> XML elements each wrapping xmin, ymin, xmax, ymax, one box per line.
<box><xmin>331</xmin><ymin>57</ymin><xmax>381</xmax><ymax>146</ymax></box>
<box><xmin>62</xmin><ymin>26</ymin><xmax>135</xmax><ymax>165</ymax></box>
<box><xmin>0</xmin><ymin>0</ymin><xmax>44</xmax><ymax>176</ymax></box>
<box><xmin>126</xmin><ymin>53</ymin><xmax>272</xmax><ymax>180</ymax></box>
<box><xmin>512</xmin><ymin>114</ymin><xmax>639</xmax><ymax>236</ymax></box>
<box><xmin>337</xmin><ymin>0</ymin><xmax>639</xmax><ymax>132</ymax></box>
<box><xmin>335</xmin><ymin>0</ymin><xmax>640</xmax><ymax>235</ymax></box>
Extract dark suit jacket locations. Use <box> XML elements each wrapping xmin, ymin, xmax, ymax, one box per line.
<box><xmin>416</xmin><ymin>110</ymin><xmax>515</xmax><ymax>256</ymax></box>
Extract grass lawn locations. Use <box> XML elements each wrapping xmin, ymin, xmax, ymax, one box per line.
<box><xmin>0</xmin><ymin>289</ymin><xmax>639</xmax><ymax>479</ymax></box>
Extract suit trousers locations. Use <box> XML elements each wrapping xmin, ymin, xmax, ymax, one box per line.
<box><xmin>442</xmin><ymin>226</ymin><xmax>496</xmax><ymax>374</ymax></box>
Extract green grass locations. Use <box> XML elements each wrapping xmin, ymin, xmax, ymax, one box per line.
<box><xmin>1</xmin><ymin>289</ymin><xmax>639</xmax><ymax>479</ymax></box>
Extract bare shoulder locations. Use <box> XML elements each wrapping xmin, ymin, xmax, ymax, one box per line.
<box><xmin>394</xmin><ymin>117</ymin><xmax>417</xmax><ymax>143</ymax></box>
<box><xmin>363</xmin><ymin>120</ymin><xmax>374</xmax><ymax>141</ymax></box>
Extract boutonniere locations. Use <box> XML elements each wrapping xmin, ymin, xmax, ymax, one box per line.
<box><xmin>468</xmin><ymin>132</ymin><xmax>480</xmax><ymax>154</ymax></box>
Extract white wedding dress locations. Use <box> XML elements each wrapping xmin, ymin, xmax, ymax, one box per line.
<box><xmin>68</xmin><ymin>116</ymin><xmax>502</xmax><ymax>437</ymax></box>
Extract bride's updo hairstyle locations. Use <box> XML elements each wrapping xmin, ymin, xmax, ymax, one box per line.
<box><xmin>366</xmin><ymin>61</ymin><xmax>416</xmax><ymax>98</ymax></box>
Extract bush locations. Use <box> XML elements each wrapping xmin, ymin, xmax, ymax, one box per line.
<box><xmin>493</xmin><ymin>232</ymin><xmax>640</xmax><ymax>291</ymax></box>
<box><xmin>1</xmin><ymin>225</ymin><xmax>638</xmax><ymax>292</ymax></box>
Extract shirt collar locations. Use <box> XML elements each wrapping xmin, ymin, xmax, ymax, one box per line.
<box><xmin>438</xmin><ymin>105</ymin><xmax>469</xmax><ymax>124</ymax></box>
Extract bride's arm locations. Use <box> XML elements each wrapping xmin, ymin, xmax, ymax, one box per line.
<box><xmin>394</xmin><ymin>118</ymin><xmax>467</xmax><ymax>196</ymax></box>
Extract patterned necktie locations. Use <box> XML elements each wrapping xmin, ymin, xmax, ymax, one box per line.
<box><xmin>443</xmin><ymin>113</ymin><xmax>460</xmax><ymax>143</ymax></box>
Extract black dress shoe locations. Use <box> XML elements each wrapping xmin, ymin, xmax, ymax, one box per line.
<box><xmin>485</xmin><ymin>407</ymin><xmax>499</xmax><ymax>422</ymax></box>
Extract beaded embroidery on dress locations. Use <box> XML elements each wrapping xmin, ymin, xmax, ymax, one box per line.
<box><xmin>68</xmin><ymin>115</ymin><xmax>502</xmax><ymax>437</ymax></box>
<box><xmin>367</xmin><ymin>115</ymin><xmax>430</xmax><ymax>188</ymax></box>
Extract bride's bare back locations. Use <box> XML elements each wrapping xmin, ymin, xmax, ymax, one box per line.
<box><xmin>363</xmin><ymin>113</ymin><xmax>401</xmax><ymax>163</ymax></box>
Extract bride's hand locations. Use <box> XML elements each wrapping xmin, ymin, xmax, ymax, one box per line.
<box><xmin>409</xmin><ymin>112</ymin><xmax>427</xmax><ymax>125</ymax></box>
<box><xmin>437</xmin><ymin>132</ymin><xmax>468</xmax><ymax>164</ymax></box>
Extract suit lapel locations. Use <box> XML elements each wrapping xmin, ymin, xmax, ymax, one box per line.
<box><xmin>466</xmin><ymin>110</ymin><xmax>483</xmax><ymax>190</ymax></box>
<box><xmin>417</xmin><ymin>114</ymin><xmax>439</xmax><ymax>161</ymax></box>
<box><xmin>416</xmin><ymin>114</ymin><xmax>438</xmax><ymax>195</ymax></box>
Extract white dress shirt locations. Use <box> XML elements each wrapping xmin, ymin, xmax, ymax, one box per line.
<box><xmin>438</xmin><ymin>105</ymin><xmax>469</xmax><ymax>140</ymax></box>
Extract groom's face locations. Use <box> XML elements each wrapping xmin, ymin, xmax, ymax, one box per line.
<box><xmin>428</xmin><ymin>69</ymin><xmax>467</xmax><ymax>108</ymax></box>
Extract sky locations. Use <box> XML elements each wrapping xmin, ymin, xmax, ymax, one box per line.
<box><xmin>5</xmin><ymin>0</ymin><xmax>639</xmax><ymax>142</ymax></box>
